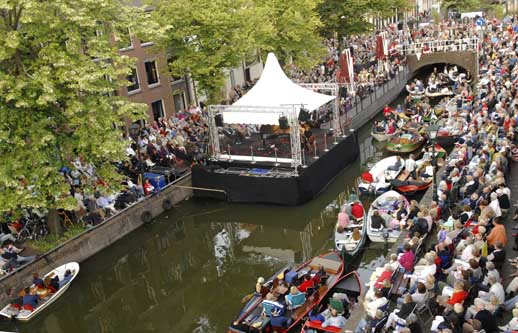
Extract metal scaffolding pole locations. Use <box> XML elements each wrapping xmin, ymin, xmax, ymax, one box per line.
<box><xmin>207</xmin><ymin>105</ymin><xmax>302</xmax><ymax>169</ymax></box>
<box><xmin>298</xmin><ymin>82</ymin><xmax>341</xmax><ymax>135</ymax></box>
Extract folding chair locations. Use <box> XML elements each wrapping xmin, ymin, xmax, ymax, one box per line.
<box><xmin>415</xmin><ymin>292</ymin><xmax>435</xmax><ymax>325</ymax></box>
<box><xmin>58</xmin><ymin>210</ymin><xmax>74</xmax><ymax>228</ymax></box>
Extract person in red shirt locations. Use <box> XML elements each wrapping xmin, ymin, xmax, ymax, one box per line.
<box><xmin>438</xmin><ymin>281</ymin><xmax>468</xmax><ymax>308</ymax></box>
<box><xmin>143</xmin><ymin>179</ymin><xmax>155</xmax><ymax>195</ymax></box>
<box><xmin>374</xmin><ymin>264</ymin><xmax>393</xmax><ymax>289</ymax></box>
<box><xmin>351</xmin><ymin>203</ymin><xmax>364</xmax><ymax>220</ymax></box>
<box><xmin>383</xmin><ymin>105</ymin><xmax>393</xmax><ymax>117</ymax></box>
<box><xmin>298</xmin><ymin>274</ymin><xmax>315</xmax><ymax>293</ymax></box>
<box><xmin>399</xmin><ymin>243</ymin><xmax>415</xmax><ymax>273</ymax></box>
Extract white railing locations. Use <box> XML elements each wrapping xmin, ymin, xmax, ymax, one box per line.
<box><xmin>396</xmin><ymin>37</ymin><xmax>479</xmax><ymax>55</ymax></box>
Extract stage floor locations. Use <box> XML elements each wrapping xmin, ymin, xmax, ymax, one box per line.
<box><xmin>217</xmin><ymin>127</ymin><xmax>346</xmax><ymax>167</ymax></box>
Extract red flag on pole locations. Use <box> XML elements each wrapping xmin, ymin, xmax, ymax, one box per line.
<box><xmin>337</xmin><ymin>54</ymin><xmax>349</xmax><ymax>83</ymax></box>
<box><xmin>337</xmin><ymin>50</ymin><xmax>354</xmax><ymax>83</ymax></box>
<box><xmin>376</xmin><ymin>35</ymin><xmax>385</xmax><ymax>60</ymax></box>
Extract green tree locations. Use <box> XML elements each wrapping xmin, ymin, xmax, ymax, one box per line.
<box><xmin>317</xmin><ymin>0</ymin><xmax>411</xmax><ymax>51</ymax></box>
<box><xmin>153</xmin><ymin>0</ymin><xmax>269</xmax><ymax>104</ymax></box>
<box><xmin>441</xmin><ymin>0</ymin><xmax>498</xmax><ymax>12</ymax></box>
<box><xmin>253</xmin><ymin>0</ymin><xmax>326</xmax><ymax>71</ymax></box>
<box><xmin>0</xmin><ymin>1</ymin><xmax>156</xmax><ymax>217</ymax></box>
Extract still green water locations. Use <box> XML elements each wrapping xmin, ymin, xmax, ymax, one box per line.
<box><xmin>10</xmin><ymin>119</ymin><xmax>394</xmax><ymax>333</ymax></box>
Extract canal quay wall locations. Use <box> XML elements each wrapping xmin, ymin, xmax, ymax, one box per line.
<box><xmin>347</xmin><ymin>66</ymin><xmax>411</xmax><ymax>131</ymax></box>
<box><xmin>0</xmin><ymin>174</ymin><xmax>193</xmax><ymax>294</ymax></box>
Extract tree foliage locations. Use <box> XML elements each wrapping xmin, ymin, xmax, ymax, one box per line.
<box><xmin>0</xmin><ymin>0</ymin><xmax>157</xmax><ymax>213</ymax></box>
<box><xmin>441</xmin><ymin>0</ymin><xmax>499</xmax><ymax>12</ymax></box>
<box><xmin>253</xmin><ymin>0</ymin><xmax>326</xmax><ymax>71</ymax></box>
<box><xmin>317</xmin><ymin>0</ymin><xmax>412</xmax><ymax>48</ymax></box>
<box><xmin>153</xmin><ymin>0</ymin><xmax>268</xmax><ymax>103</ymax></box>
<box><xmin>153</xmin><ymin>0</ymin><xmax>326</xmax><ymax>103</ymax></box>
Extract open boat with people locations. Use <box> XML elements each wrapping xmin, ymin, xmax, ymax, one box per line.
<box><xmin>0</xmin><ymin>262</ymin><xmax>79</xmax><ymax>322</ymax></box>
<box><xmin>406</xmin><ymin>82</ymin><xmax>425</xmax><ymax>99</ymax></box>
<box><xmin>334</xmin><ymin>193</ymin><xmax>366</xmax><ymax>258</ymax></box>
<box><xmin>391</xmin><ymin>171</ymin><xmax>432</xmax><ymax>195</ymax></box>
<box><xmin>300</xmin><ymin>271</ymin><xmax>362</xmax><ymax>333</ymax></box>
<box><xmin>434</xmin><ymin>117</ymin><xmax>468</xmax><ymax>147</ymax></box>
<box><xmin>385</xmin><ymin>132</ymin><xmax>425</xmax><ymax>154</ymax></box>
<box><xmin>371</xmin><ymin>127</ymin><xmax>397</xmax><ymax>142</ymax></box>
<box><xmin>228</xmin><ymin>251</ymin><xmax>344</xmax><ymax>333</ymax></box>
<box><xmin>425</xmin><ymin>87</ymin><xmax>454</xmax><ymax>98</ymax></box>
<box><xmin>358</xmin><ymin>156</ymin><xmax>403</xmax><ymax>195</ymax></box>
<box><xmin>366</xmin><ymin>190</ymin><xmax>409</xmax><ymax>243</ymax></box>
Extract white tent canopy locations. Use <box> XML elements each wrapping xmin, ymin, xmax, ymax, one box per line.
<box><xmin>223</xmin><ymin>53</ymin><xmax>336</xmax><ymax>125</ymax></box>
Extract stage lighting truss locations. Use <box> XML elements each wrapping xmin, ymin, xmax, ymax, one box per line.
<box><xmin>207</xmin><ymin>105</ymin><xmax>303</xmax><ymax>169</ymax></box>
<box><xmin>298</xmin><ymin>83</ymin><xmax>341</xmax><ymax>136</ymax></box>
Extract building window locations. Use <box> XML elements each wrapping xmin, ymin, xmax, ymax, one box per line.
<box><xmin>173</xmin><ymin>93</ymin><xmax>186</xmax><ymax>112</ymax></box>
<box><xmin>151</xmin><ymin>100</ymin><xmax>164</xmax><ymax>121</ymax></box>
<box><xmin>145</xmin><ymin>60</ymin><xmax>160</xmax><ymax>86</ymax></box>
<box><xmin>127</xmin><ymin>68</ymin><xmax>140</xmax><ymax>93</ymax></box>
<box><xmin>115</xmin><ymin>27</ymin><xmax>133</xmax><ymax>50</ymax></box>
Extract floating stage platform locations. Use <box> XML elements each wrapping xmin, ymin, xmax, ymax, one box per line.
<box><xmin>192</xmin><ymin>128</ymin><xmax>359</xmax><ymax>206</ymax></box>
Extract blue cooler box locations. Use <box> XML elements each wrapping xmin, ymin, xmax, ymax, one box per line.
<box><xmin>144</xmin><ymin>173</ymin><xmax>166</xmax><ymax>190</ymax></box>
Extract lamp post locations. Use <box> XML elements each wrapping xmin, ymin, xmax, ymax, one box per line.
<box><xmin>426</xmin><ymin>123</ymin><xmax>440</xmax><ymax>202</ymax></box>
<box><xmin>129</xmin><ymin>123</ymin><xmax>145</xmax><ymax>187</ymax></box>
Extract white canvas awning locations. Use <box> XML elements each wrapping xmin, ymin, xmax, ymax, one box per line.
<box><xmin>222</xmin><ymin>53</ymin><xmax>336</xmax><ymax>125</ymax></box>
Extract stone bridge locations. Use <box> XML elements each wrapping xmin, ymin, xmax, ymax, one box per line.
<box><xmin>396</xmin><ymin>37</ymin><xmax>479</xmax><ymax>81</ymax></box>
<box><xmin>406</xmin><ymin>51</ymin><xmax>478</xmax><ymax>81</ymax></box>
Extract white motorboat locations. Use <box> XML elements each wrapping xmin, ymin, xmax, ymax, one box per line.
<box><xmin>425</xmin><ymin>87</ymin><xmax>454</xmax><ymax>98</ymax></box>
<box><xmin>0</xmin><ymin>262</ymin><xmax>79</xmax><ymax>322</ymax></box>
<box><xmin>358</xmin><ymin>156</ymin><xmax>403</xmax><ymax>195</ymax></box>
<box><xmin>334</xmin><ymin>193</ymin><xmax>366</xmax><ymax>258</ymax></box>
<box><xmin>406</xmin><ymin>84</ymin><xmax>425</xmax><ymax>98</ymax></box>
<box><xmin>366</xmin><ymin>190</ymin><xmax>409</xmax><ymax>243</ymax></box>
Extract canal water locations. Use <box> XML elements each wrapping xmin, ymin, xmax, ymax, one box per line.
<box><xmin>9</xmin><ymin>91</ymin><xmax>425</xmax><ymax>333</ymax></box>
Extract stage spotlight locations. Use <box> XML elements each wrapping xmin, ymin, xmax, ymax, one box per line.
<box><xmin>215</xmin><ymin>113</ymin><xmax>224</xmax><ymax>127</ymax></box>
<box><xmin>279</xmin><ymin>115</ymin><xmax>289</xmax><ymax>129</ymax></box>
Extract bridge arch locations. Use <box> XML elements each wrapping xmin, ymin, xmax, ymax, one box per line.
<box><xmin>406</xmin><ymin>51</ymin><xmax>478</xmax><ymax>82</ymax></box>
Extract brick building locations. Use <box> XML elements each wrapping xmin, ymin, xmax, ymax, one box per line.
<box><xmin>117</xmin><ymin>33</ymin><xmax>192</xmax><ymax>124</ymax></box>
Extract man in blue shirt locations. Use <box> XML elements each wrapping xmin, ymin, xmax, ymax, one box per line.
<box><xmin>22</xmin><ymin>288</ymin><xmax>40</xmax><ymax>309</ymax></box>
<box><xmin>32</xmin><ymin>273</ymin><xmax>44</xmax><ymax>288</ymax></box>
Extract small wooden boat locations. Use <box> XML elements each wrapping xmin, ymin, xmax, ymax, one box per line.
<box><xmin>394</xmin><ymin>180</ymin><xmax>432</xmax><ymax>194</ymax></box>
<box><xmin>0</xmin><ymin>262</ymin><xmax>79</xmax><ymax>322</ymax></box>
<box><xmin>385</xmin><ymin>133</ymin><xmax>425</xmax><ymax>154</ymax></box>
<box><xmin>371</xmin><ymin>127</ymin><xmax>397</xmax><ymax>142</ymax></box>
<box><xmin>335</xmin><ymin>193</ymin><xmax>366</xmax><ymax>258</ymax></box>
<box><xmin>228</xmin><ymin>251</ymin><xmax>344</xmax><ymax>333</ymax></box>
<box><xmin>358</xmin><ymin>156</ymin><xmax>403</xmax><ymax>195</ymax></box>
<box><xmin>300</xmin><ymin>271</ymin><xmax>362</xmax><ymax>333</ymax></box>
<box><xmin>391</xmin><ymin>168</ymin><xmax>432</xmax><ymax>194</ymax></box>
<box><xmin>366</xmin><ymin>190</ymin><xmax>409</xmax><ymax>243</ymax></box>
<box><xmin>228</xmin><ymin>266</ymin><xmax>288</xmax><ymax>333</ymax></box>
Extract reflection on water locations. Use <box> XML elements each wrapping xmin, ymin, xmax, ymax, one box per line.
<box><xmin>11</xmin><ymin>114</ymin><xmax>397</xmax><ymax>333</ymax></box>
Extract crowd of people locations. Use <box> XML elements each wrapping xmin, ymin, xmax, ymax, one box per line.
<box><xmin>0</xmin><ymin>105</ymin><xmax>208</xmax><ymax>276</ymax></box>
<box><xmin>355</xmin><ymin>15</ymin><xmax>518</xmax><ymax>333</ymax></box>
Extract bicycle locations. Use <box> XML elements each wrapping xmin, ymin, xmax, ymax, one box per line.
<box><xmin>16</xmin><ymin>217</ymin><xmax>49</xmax><ymax>242</ymax></box>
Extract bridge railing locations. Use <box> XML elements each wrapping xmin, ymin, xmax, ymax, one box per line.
<box><xmin>396</xmin><ymin>37</ymin><xmax>479</xmax><ymax>56</ymax></box>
